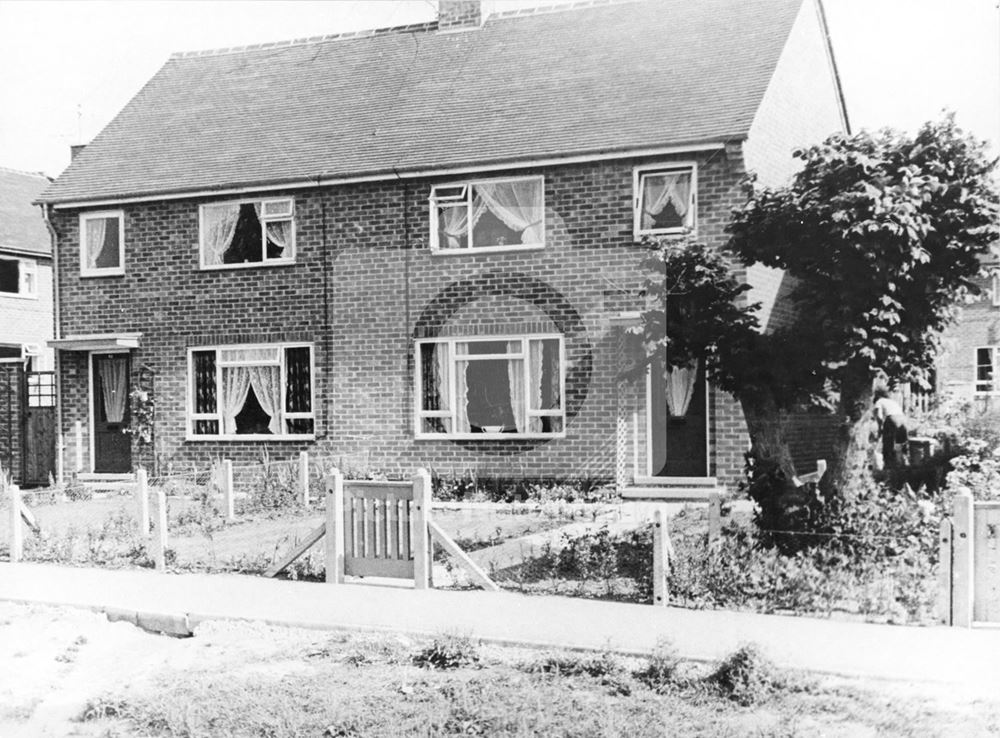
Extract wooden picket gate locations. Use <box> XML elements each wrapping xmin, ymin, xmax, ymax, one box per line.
<box><xmin>940</xmin><ymin>490</ymin><xmax>1000</xmax><ymax>626</ymax></box>
<box><xmin>266</xmin><ymin>468</ymin><xmax>497</xmax><ymax>591</ymax></box>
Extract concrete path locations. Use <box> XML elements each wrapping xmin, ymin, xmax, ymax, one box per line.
<box><xmin>2</xmin><ymin>562</ymin><xmax>998</xmax><ymax>696</ymax></box>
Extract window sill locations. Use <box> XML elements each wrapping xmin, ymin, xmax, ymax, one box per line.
<box><xmin>185</xmin><ymin>434</ymin><xmax>316</xmax><ymax>442</ymax></box>
<box><xmin>634</xmin><ymin>228</ymin><xmax>693</xmax><ymax>239</ymax></box>
<box><xmin>0</xmin><ymin>292</ymin><xmax>38</xmax><ymax>300</ymax></box>
<box><xmin>200</xmin><ymin>259</ymin><xmax>296</xmax><ymax>272</ymax></box>
<box><xmin>80</xmin><ymin>269</ymin><xmax>125</xmax><ymax>278</ymax></box>
<box><xmin>430</xmin><ymin>244</ymin><xmax>545</xmax><ymax>256</ymax></box>
<box><xmin>415</xmin><ymin>432</ymin><xmax>566</xmax><ymax>441</ymax></box>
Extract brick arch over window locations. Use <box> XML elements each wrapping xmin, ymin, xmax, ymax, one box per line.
<box><xmin>413</xmin><ymin>271</ymin><xmax>594</xmax><ymax>454</ymax></box>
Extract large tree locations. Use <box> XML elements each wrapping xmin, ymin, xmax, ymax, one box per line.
<box><xmin>636</xmin><ymin>116</ymin><xmax>999</xmax><ymax>522</ymax></box>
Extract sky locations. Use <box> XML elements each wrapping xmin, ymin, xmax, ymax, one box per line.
<box><xmin>0</xmin><ymin>0</ymin><xmax>997</xmax><ymax>179</ymax></box>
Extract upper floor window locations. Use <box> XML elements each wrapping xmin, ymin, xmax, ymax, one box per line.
<box><xmin>634</xmin><ymin>164</ymin><xmax>696</xmax><ymax>237</ymax></box>
<box><xmin>976</xmin><ymin>346</ymin><xmax>999</xmax><ymax>394</ymax></box>
<box><xmin>200</xmin><ymin>198</ymin><xmax>295</xmax><ymax>269</ymax></box>
<box><xmin>80</xmin><ymin>210</ymin><xmax>124</xmax><ymax>277</ymax></box>
<box><xmin>0</xmin><ymin>257</ymin><xmax>37</xmax><ymax>298</ymax></box>
<box><xmin>415</xmin><ymin>334</ymin><xmax>564</xmax><ymax>438</ymax></box>
<box><xmin>188</xmin><ymin>342</ymin><xmax>314</xmax><ymax>439</ymax></box>
<box><xmin>430</xmin><ymin>176</ymin><xmax>544</xmax><ymax>252</ymax></box>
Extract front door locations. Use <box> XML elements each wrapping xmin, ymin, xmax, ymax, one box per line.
<box><xmin>649</xmin><ymin>354</ymin><xmax>708</xmax><ymax>477</ymax></box>
<box><xmin>92</xmin><ymin>354</ymin><xmax>131</xmax><ymax>473</ymax></box>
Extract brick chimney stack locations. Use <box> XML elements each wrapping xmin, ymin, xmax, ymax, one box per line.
<box><xmin>70</xmin><ymin>144</ymin><xmax>86</xmax><ymax>161</ymax></box>
<box><xmin>438</xmin><ymin>1</ymin><xmax>483</xmax><ymax>32</ymax></box>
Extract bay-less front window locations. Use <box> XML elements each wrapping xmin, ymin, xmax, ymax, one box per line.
<box><xmin>0</xmin><ymin>257</ymin><xmax>36</xmax><ymax>297</ymax></box>
<box><xmin>189</xmin><ymin>344</ymin><xmax>313</xmax><ymax>438</ymax></box>
<box><xmin>416</xmin><ymin>336</ymin><xmax>564</xmax><ymax>437</ymax></box>
<box><xmin>634</xmin><ymin>165</ymin><xmax>696</xmax><ymax>236</ymax></box>
<box><xmin>200</xmin><ymin>198</ymin><xmax>295</xmax><ymax>268</ymax></box>
<box><xmin>976</xmin><ymin>346</ymin><xmax>999</xmax><ymax>394</ymax></box>
<box><xmin>430</xmin><ymin>176</ymin><xmax>544</xmax><ymax>251</ymax></box>
<box><xmin>79</xmin><ymin>211</ymin><xmax>124</xmax><ymax>276</ymax></box>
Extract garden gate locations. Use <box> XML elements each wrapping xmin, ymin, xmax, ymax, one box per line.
<box><xmin>941</xmin><ymin>490</ymin><xmax>1000</xmax><ymax>626</ymax></box>
<box><xmin>265</xmin><ymin>468</ymin><xmax>498</xmax><ymax>591</ymax></box>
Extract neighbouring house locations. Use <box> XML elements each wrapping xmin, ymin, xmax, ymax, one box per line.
<box><xmin>36</xmin><ymin>0</ymin><xmax>848</xmax><ymax>496</ymax></box>
<box><xmin>918</xmin><ymin>256</ymin><xmax>1000</xmax><ymax>421</ymax></box>
<box><xmin>0</xmin><ymin>166</ymin><xmax>56</xmax><ymax>484</ymax></box>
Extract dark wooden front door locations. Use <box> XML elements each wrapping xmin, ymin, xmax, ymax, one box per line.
<box><xmin>649</xmin><ymin>355</ymin><xmax>708</xmax><ymax>477</ymax></box>
<box><xmin>23</xmin><ymin>371</ymin><xmax>56</xmax><ymax>485</ymax></box>
<box><xmin>92</xmin><ymin>354</ymin><xmax>131</xmax><ymax>473</ymax></box>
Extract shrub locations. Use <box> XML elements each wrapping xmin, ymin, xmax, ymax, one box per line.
<box><xmin>246</xmin><ymin>449</ymin><xmax>300</xmax><ymax>510</ymax></box>
<box><xmin>708</xmin><ymin>644</ymin><xmax>780</xmax><ymax>706</ymax></box>
<box><xmin>63</xmin><ymin>477</ymin><xmax>92</xmax><ymax>502</ymax></box>
<box><xmin>633</xmin><ymin>639</ymin><xmax>681</xmax><ymax>692</ymax></box>
<box><xmin>413</xmin><ymin>632</ymin><xmax>480</xmax><ymax>670</ymax></box>
<box><xmin>525</xmin><ymin>650</ymin><xmax>622</xmax><ymax>679</ymax></box>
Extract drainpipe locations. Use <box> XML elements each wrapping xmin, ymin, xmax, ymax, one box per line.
<box><xmin>40</xmin><ymin>203</ymin><xmax>64</xmax><ymax>484</ymax></box>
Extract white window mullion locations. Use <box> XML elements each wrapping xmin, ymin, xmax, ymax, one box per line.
<box><xmin>466</xmin><ymin>187</ymin><xmax>474</xmax><ymax>250</ymax></box>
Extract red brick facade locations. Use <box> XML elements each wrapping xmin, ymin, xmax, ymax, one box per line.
<box><xmin>51</xmin><ymin>151</ymin><xmax>756</xmax><ymax>486</ymax></box>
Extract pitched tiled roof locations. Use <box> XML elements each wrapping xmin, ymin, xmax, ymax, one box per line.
<box><xmin>39</xmin><ymin>0</ymin><xmax>803</xmax><ymax>205</ymax></box>
<box><xmin>1</xmin><ymin>167</ymin><xmax>52</xmax><ymax>255</ymax></box>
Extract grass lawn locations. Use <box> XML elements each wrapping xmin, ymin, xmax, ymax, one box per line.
<box><xmin>5</xmin><ymin>602</ymin><xmax>993</xmax><ymax>737</ymax></box>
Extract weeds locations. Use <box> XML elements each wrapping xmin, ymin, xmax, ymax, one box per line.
<box><xmin>413</xmin><ymin>632</ymin><xmax>480</xmax><ymax>670</ymax></box>
<box><xmin>708</xmin><ymin>644</ymin><xmax>781</xmax><ymax>706</ymax></box>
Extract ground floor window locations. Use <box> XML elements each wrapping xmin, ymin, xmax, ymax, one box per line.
<box><xmin>976</xmin><ymin>346</ymin><xmax>999</xmax><ymax>394</ymax></box>
<box><xmin>188</xmin><ymin>343</ymin><xmax>314</xmax><ymax>438</ymax></box>
<box><xmin>416</xmin><ymin>335</ymin><xmax>564</xmax><ymax>438</ymax></box>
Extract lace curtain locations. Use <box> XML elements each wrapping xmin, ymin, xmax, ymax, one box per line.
<box><xmin>222</xmin><ymin>367</ymin><xmax>251</xmax><ymax>434</ymax></box>
<box><xmin>98</xmin><ymin>359</ymin><xmax>127</xmax><ymax>423</ymax></box>
<box><xmin>641</xmin><ymin>172</ymin><xmax>691</xmax><ymax>230</ymax></box>
<box><xmin>85</xmin><ymin>217</ymin><xmax>108</xmax><ymax>269</ymax></box>
<box><xmin>254</xmin><ymin>204</ymin><xmax>292</xmax><ymax>256</ymax></box>
<box><xmin>455</xmin><ymin>344</ymin><xmax>471</xmax><ymax>432</ymax></box>
<box><xmin>248</xmin><ymin>365</ymin><xmax>283</xmax><ymax>435</ymax></box>
<box><xmin>203</xmin><ymin>204</ymin><xmax>241</xmax><ymax>266</ymax></box>
<box><xmin>666</xmin><ymin>360</ymin><xmax>699</xmax><ymax>418</ymax></box>
<box><xmin>439</xmin><ymin>200</ymin><xmax>487</xmax><ymax>249</ymax></box>
<box><xmin>476</xmin><ymin>180</ymin><xmax>544</xmax><ymax>245</ymax></box>
<box><xmin>505</xmin><ymin>342</ymin><xmax>525</xmax><ymax>433</ymax></box>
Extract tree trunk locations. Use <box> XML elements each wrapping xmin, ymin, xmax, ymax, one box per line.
<box><xmin>739</xmin><ymin>392</ymin><xmax>797</xmax><ymax>481</ymax></box>
<box><xmin>823</xmin><ymin>365</ymin><xmax>875</xmax><ymax>500</ymax></box>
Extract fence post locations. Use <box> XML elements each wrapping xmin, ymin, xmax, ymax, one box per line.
<box><xmin>325</xmin><ymin>469</ymin><xmax>345</xmax><ymax>584</ymax></box>
<box><xmin>74</xmin><ymin>421</ymin><xmax>83</xmax><ymax>473</ymax></box>
<box><xmin>937</xmin><ymin>518</ymin><xmax>953</xmax><ymax>625</ymax></box>
<box><xmin>153</xmin><ymin>487</ymin><xmax>168</xmax><ymax>571</ymax></box>
<box><xmin>652</xmin><ymin>509</ymin><xmax>668</xmax><ymax>606</ymax></box>
<box><xmin>8</xmin><ymin>483</ymin><xmax>23</xmax><ymax>563</ymax></box>
<box><xmin>222</xmin><ymin>459</ymin><xmax>234</xmax><ymax>521</ymax></box>
<box><xmin>56</xmin><ymin>433</ymin><xmax>65</xmax><ymax>486</ymax></box>
<box><xmin>707</xmin><ymin>492</ymin><xmax>722</xmax><ymax>546</ymax></box>
<box><xmin>952</xmin><ymin>488</ymin><xmax>975</xmax><ymax>627</ymax></box>
<box><xmin>412</xmin><ymin>468</ymin><xmax>432</xmax><ymax>590</ymax></box>
<box><xmin>135</xmin><ymin>468</ymin><xmax>150</xmax><ymax>536</ymax></box>
<box><xmin>300</xmin><ymin>451</ymin><xmax>310</xmax><ymax>506</ymax></box>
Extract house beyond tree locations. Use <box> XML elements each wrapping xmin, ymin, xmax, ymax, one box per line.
<box><xmin>36</xmin><ymin>0</ymin><xmax>849</xmax><ymax>494</ymax></box>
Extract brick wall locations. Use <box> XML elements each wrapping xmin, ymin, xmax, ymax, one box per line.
<box><xmin>438</xmin><ymin>1</ymin><xmax>481</xmax><ymax>31</ymax></box>
<box><xmin>51</xmin><ymin>152</ymin><xmax>753</xmax><ymax>483</ymax></box>
<box><xmin>0</xmin><ymin>364</ymin><xmax>24</xmax><ymax>482</ymax></box>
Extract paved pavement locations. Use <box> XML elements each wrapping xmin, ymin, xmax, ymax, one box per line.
<box><xmin>2</xmin><ymin>562</ymin><xmax>998</xmax><ymax>696</ymax></box>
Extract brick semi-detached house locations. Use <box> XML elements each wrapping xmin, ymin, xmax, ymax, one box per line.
<box><xmin>36</xmin><ymin>0</ymin><xmax>848</xmax><ymax>496</ymax></box>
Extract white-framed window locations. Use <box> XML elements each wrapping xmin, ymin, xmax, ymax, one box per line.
<box><xmin>79</xmin><ymin>210</ymin><xmax>124</xmax><ymax>277</ymax></box>
<box><xmin>199</xmin><ymin>197</ymin><xmax>295</xmax><ymax>269</ymax></box>
<box><xmin>429</xmin><ymin>175</ymin><xmax>544</xmax><ymax>253</ymax></box>
<box><xmin>188</xmin><ymin>342</ymin><xmax>314</xmax><ymax>439</ymax></box>
<box><xmin>0</xmin><ymin>257</ymin><xmax>37</xmax><ymax>298</ymax></box>
<box><xmin>415</xmin><ymin>334</ymin><xmax>565</xmax><ymax>439</ymax></box>
<box><xmin>975</xmin><ymin>346</ymin><xmax>999</xmax><ymax>394</ymax></box>
<box><xmin>633</xmin><ymin>164</ymin><xmax>697</xmax><ymax>237</ymax></box>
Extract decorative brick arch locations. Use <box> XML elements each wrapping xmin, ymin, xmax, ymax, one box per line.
<box><xmin>414</xmin><ymin>271</ymin><xmax>594</xmax><ymax>453</ymax></box>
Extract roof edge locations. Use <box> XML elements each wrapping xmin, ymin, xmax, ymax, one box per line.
<box><xmin>43</xmin><ymin>139</ymin><xmax>732</xmax><ymax>209</ymax></box>
<box><xmin>813</xmin><ymin>0</ymin><xmax>851</xmax><ymax>134</ymax></box>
